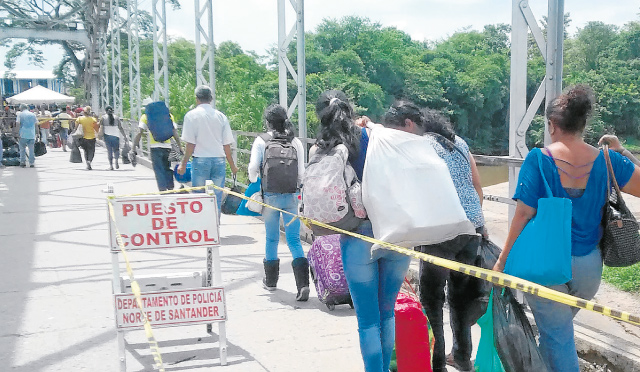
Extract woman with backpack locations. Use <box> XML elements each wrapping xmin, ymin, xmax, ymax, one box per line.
<box><xmin>98</xmin><ymin>106</ymin><xmax>128</xmax><ymax>170</ymax></box>
<box><xmin>415</xmin><ymin>107</ymin><xmax>487</xmax><ymax>372</ymax></box>
<box><xmin>314</xmin><ymin>90</ymin><xmax>411</xmax><ymax>372</ymax></box>
<box><xmin>247</xmin><ymin>104</ymin><xmax>309</xmax><ymax>301</ymax></box>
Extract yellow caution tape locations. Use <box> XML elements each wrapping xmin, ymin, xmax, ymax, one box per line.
<box><xmin>107</xmin><ymin>200</ymin><xmax>166</xmax><ymax>372</ymax></box>
<box><xmin>110</xmin><ymin>183</ymin><xmax>640</xmax><ymax>327</ymax></box>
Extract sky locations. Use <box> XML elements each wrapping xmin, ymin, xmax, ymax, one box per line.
<box><xmin>1</xmin><ymin>0</ymin><xmax>639</xmax><ymax>72</ymax></box>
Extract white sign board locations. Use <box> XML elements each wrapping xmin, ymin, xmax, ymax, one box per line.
<box><xmin>114</xmin><ymin>287</ymin><xmax>226</xmax><ymax>329</ymax></box>
<box><xmin>109</xmin><ymin>194</ymin><xmax>219</xmax><ymax>251</ymax></box>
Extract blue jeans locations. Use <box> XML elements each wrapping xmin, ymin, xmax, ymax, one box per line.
<box><xmin>340</xmin><ymin>220</ymin><xmax>411</xmax><ymax>372</ymax></box>
<box><xmin>150</xmin><ymin>147</ymin><xmax>174</xmax><ymax>191</ymax></box>
<box><xmin>525</xmin><ymin>248</ymin><xmax>603</xmax><ymax>372</ymax></box>
<box><xmin>262</xmin><ymin>192</ymin><xmax>304</xmax><ymax>261</ymax></box>
<box><xmin>19</xmin><ymin>138</ymin><xmax>35</xmax><ymax>165</ymax></box>
<box><xmin>192</xmin><ymin>156</ymin><xmax>226</xmax><ymax>214</ymax></box>
<box><xmin>104</xmin><ymin>134</ymin><xmax>120</xmax><ymax>165</ymax></box>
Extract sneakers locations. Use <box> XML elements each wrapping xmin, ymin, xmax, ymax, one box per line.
<box><xmin>20</xmin><ymin>163</ymin><xmax>26</xmax><ymax>168</ymax></box>
<box><xmin>115</xmin><ymin>161</ymin><xmax>119</xmax><ymax>169</ymax></box>
<box><xmin>446</xmin><ymin>353</ymin><xmax>474</xmax><ymax>372</ymax></box>
<box><xmin>86</xmin><ymin>162</ymin><xmax>92</xmax><ymax>170</ymax></box>
<box><xmin>29</xmin><ymin>164</ymin><xmax>34</xmax><ymax>168</ymax></box>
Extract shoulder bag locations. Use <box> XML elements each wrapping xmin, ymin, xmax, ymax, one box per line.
<box><xmin>504</xmin><ymin>149</ymin><xmax>573</xmax><ymax>286</ymax></box>
<box><xmin>601</xmin><ymin>145</ymin><xmax>640</xmax><ymax>267</ymax></box>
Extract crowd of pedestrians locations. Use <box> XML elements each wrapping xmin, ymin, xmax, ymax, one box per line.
<box><xmin>3</xmin><ymin>83</ymin><xmax>640</xmax><ymax>372</ymax></box>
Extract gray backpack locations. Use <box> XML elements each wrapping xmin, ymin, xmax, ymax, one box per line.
<box><xmin>260</xmin><ymin>133</ymin><xmax>299</xmax><ymax>194</ymax></box>
<box><xmin>301</xmin><ymin>144</ymin><xmax>366</xmax><ymax>236</ymax></box>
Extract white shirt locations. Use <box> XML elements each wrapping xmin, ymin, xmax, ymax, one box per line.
<box><xmin>181</xmin><ymin>103</ymin><xmax>233</xmax><ymax>157</ymax></box>
<box><xmin>248</xmin><ymin>132</ymin><xmax>305</xmax><ymax>185</ymax></box>
<box><xmin>101</xmin><ymin>114</ymin><xmax>121</xmax><ymax>137</ymax></box>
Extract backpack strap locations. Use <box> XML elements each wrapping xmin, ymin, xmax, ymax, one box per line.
<box><xmin>259</xmin><ymin>132</ymin><xmax>272</xmax><ymax>143</ymax></box>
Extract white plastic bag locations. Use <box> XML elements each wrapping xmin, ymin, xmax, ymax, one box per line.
<box><xmin>246</xmin><ymin>192</ymin><xmax>263</xmax><ymax>214</ymax></box>
<box><xmin>362</xmin><ymin>126</ymin><xmax>476</xmax><ymax>251</ymax></box>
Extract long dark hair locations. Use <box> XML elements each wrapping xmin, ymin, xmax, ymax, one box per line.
<box><xmin>315</xmin><ymin>90</ymin><xmax>359</xmax><ymax>160</ymax></box>
<box><xmin>105</xmin><ymin>105</ymin><xmax>115</xmax><ymax>126</ymax></box>
<box><xmin>383</xmin><ymin>100</ymin><xmax>423</xmax><ymax>129</ymax></box>
<box><xmin>264</xmin><ymin>104</ymin><xmax>295</xmax><ymax>140</ymax></box>
<box><xmin>421</xmin><ymin>108</ymin><xmax>457</xmax><ymax>151</ymax></box>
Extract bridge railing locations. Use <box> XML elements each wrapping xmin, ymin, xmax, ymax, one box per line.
<box><xmin>119</xmin><ymin>123</ymin><xmax>520</xmax><ymax>206</ymax></box>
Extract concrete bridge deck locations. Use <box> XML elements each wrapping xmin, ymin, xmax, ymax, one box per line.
<box><xmin>1</xmin><ymin>145</ymin><xmax>639</xmax><ymax>371</ymax></box>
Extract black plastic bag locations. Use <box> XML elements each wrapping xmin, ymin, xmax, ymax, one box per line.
<box><xmin>69</xmin><ymin>140</ymin><xmax>83</xmax><ymax>163</ymax></box>
<box><xmin>221</xmin><ymin>176</ymin><xmax>243</xmax><ymax>215</ymax></box>
<box><xmin>466</xmin><ymin>237</ymin><xmax>502</xmax><ymax>325</ymax></box>
<box><xmin>493</xmin><ymin>288</ymin><xmax>548</xmax><ymax>372</ymax></box>
<box><xmin>121</xmin><ymin>142</ymin><xmax>131</xmax><ymax>164</ymax></box>
<box><xmin>34</xmin><ymin>140</ymin><xmax>47</xmax><ymax>157</ymax></box>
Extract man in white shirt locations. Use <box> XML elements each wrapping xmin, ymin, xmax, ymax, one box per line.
<box><xmin>178</xmin><ymin>85</ymin><xmax>237</xmax><ymax>214</ymax></box>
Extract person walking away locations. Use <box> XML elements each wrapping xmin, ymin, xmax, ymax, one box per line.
<box><xmin>131</xmin><ymin>99</ymin><xmax>182</xmax><ymax>191</ymax></box>
<box><xmin>99</xmin><ymin>106</ymin><xmax>128</xmax><ymax>170</ymax></box>
<box><xmin>38</xmin><ymin>105</ymin><xmax>52</xmax><ymax>147</ymax></box>
<box><xmin>178</xmin><ymin>85</ymin><xmax>238</xmax><ymax>215</ymax></box>
<box><xmin>57</xmin><ymin>106</ymin><xmax>73</xmax><ymax>152</ymax></box>
<box><xmin>76</xmin><ymin>106</ymin><xmax>98</xmax><ymax>170</ymax></box>
<box><xmin>16</xmin><ymin>104</ymin><xmax>37</xmax><ymax>167</ymax></box>
<box><xmin>493</xmin><ymin>85</ymin><xmax>640</xmax><ymax>372</ymax></box>
<box><xmin>416</xmin><ymin>107</ymin><xmax>486</xmax><ymax>372</ymax></box>
<box><xmin>314</xmin><ymin>90</ymin><xmax>411</xmax><ymax>372</ymax></box>
<box><xmin>248</xmin><ymin>104</ymin><xmax>308</xmax><ymax>301</ymax></box>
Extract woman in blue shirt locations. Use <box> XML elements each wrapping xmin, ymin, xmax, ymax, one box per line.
<box><xmin>493</xmin><ymin>85</ymin><xmax>640</xmax><ymax>372</ymax></box>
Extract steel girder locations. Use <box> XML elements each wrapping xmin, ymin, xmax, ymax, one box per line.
<box><xmin>110</xmin><ymin>0</ymin><xmax>123</xmax><ymax>116</ymax></box>
<box><xmin>508</xmin><ymin>0</ymin><xmax>565</xmax><ymax>220</ymax></box>
<box><xmin>127</xmin><ymin>0</ymin><xmax>142</xmax><ymax>121</ymax></box>
<box><xmin>152</xmin><ymin>0</ymin><xmax>169</xmax><ymax>105</ymax></box>
<box><xmin>194</xmin><ymin>0</ymin><xmax>216</xmax><ymax>107</ymax></box>
<box><xmin>277</xmin><ymin>0</ymin><xmax>307</xmax><ymax>162</ymax></box>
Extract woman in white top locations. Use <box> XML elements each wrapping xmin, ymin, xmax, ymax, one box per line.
<box><xmin>99</xmin><ymin>106</ymin><xmax>128</xmax><ymax>170</ymax></box>
<box><xmin>248</xmin><ymin>104</ymin><xmax>308</xmax><ymax>301</ymax></box>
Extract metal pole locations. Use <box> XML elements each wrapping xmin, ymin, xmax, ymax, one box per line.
<box><xmin>509</xmin><ymin>0</ymin><xmax>529</xmax><ymax>223</ymax></box>
<box><xmin>277</xmin><ymin>0</ymin><xmax>287</xmax><ymax>109</ymax></box>
<box><xmin>127</xmin><ymin>0</ymin><xmax>141</xmax><ymax>120</ymax></box>
<box><xmin>296</xmin><ymin>0</ymin><xmax>307</xmax><ymax>163</ymax></box>
<box><xmin>544</xmin><ymin>0</ymin><xmax>564</xmax><ymax>146</ymax></box>
<box><xmin>99</xmin><ymin>32</ymin><xmax>110</xmax><ymax>111</ymax></box>
<box><xmin>110</xmin><ymin>0</ymin><xmax>123</xmax><ymax>117</ymax></box>
<box><xmin>194</xmin><ymin>0</ymin><xmax>216</xmax><ymax>107</ymax></box>
<box><xmin>152</xmin><ymin>0</ymin><xmax>169</xmax><ymax>104</ymax></box>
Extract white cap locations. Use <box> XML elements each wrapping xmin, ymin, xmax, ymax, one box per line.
<box><xmin>142</xmin><ymin>97</ymin><xmax>153</xmax><ymax>106</ymax></box>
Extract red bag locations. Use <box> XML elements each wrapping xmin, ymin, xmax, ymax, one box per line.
<box><xmin>394</xmin><ymin>284</ymin><xmax>433</xmax><ymax>372</ymax></box>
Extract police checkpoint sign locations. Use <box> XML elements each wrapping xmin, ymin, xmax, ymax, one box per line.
<box><xmin>115</xmin><ymin>288</ymin><xmax>226</xmax><ymax>329</ymax></box>
<box><xmin>109</xmin><ymin>194</ymin><xmax>219</xmax><ymax>251</ymax></box>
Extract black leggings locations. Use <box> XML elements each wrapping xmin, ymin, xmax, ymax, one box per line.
<box><xmin>78</xmin><ymin>138</ymin><xmax>96</xmax><ymax>162</ymax></box>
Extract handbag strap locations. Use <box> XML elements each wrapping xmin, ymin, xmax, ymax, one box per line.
<box><xmin>603</xmin><ymin>144</ymin><xmax>624</xmax><ymax>205</ymax></box>
<box><xmin>537</xmin><ymin>149</ymin><xmax>554</xmax><ymax>198</ymax></box>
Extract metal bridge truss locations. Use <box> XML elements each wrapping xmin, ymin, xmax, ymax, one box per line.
<box><xmin>127</xmin><ymin>0</ymin><xmax>142</xmax><ymax>121</ymax></box>
<box><xmin>151</xmin><ymin>0</ymin><xmax>169</xmax><ymax>104</ymax></box>
<box><xmin>508</xmin><ymin>0</ymin><xmax>564</xmax><ymax>219</ymax></box>
<box><xmin>277</xmin><ymin>0</ymin><xmax>307</xmax><ymax>161</ymax></box>
<box><xmin>194</xmin><ymin>0</ymin><xmax>216</xmax><ymax>106</ymax></box>
<box><xmin>109</xmin><ymin>0</ymin><xmax>123</xmax><ymax>117</ymax></box>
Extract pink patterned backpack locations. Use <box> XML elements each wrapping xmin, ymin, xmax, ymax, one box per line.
<box><xmin>301</xmin><ymin>144</ymin><xmax>366</xmax><ymax>236</ymax></box>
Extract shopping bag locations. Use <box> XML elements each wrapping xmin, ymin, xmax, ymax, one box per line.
<box><xmin>493</xmin><ymin>288</ymin><xmax>548</xmax><ymax>372</ymax></box>
<box><xmin>220</xmin><ymin>175</ymin><xmax>243</xmax><ymax>215</ymax></box>
<box><xmin>504</xmin><ymin>150</ymin><xmax>572</xmax><ymax>286</ymax></box>
<box><xmin>474</xmin><ymin>289</ymin><xmax>505</xmax><ymax>372</ymax></box>
<box><xmin>362</xmin><ymin>125</ymin><xmax>476</xmax><ymax>252</ymax></box>
<box><xmin>69</xmin><ymin>140</ymin><xmax>82</xmax><ymax>163</ymax></box>
<box><xmin>236</xmin><ymin>179</ymin><xmax>262</xmax><ymax>216</ymax></box>
<box><xmin>34</xmin><ymin>140</ymin><xmax>47</xmax><ymax>157</ymax></box>
<box><xmin>390</xmin><ymin>280</ymin><xmax>434</xmax><ymax>372</ymax></box>
<box><xmin>466</xmin><ymin>237</ymin><xmax>502</xmax><ymax>325</ymax></box>
<box><xmin>121</xmin><ymin>142</ymin><xmax>131</xmax><ymax>164</ymax></box>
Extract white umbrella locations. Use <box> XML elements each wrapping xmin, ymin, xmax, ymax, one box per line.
<box><xmin>6</xmin><ymin>85</ymin><xmax>75</xmax><ymax>105</ymax></box>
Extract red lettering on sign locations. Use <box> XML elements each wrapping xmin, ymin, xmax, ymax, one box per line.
<box><xmin>204</xmin><ymin>230</ymin><xmax>215</xmax><ymax>242</ymax></box>
<box><xmin>136</xmin><ymin>204</ymin><xmax>149</xmax><ymax>216</ymax></box>
<box><xmin>176</xmin><ymin>231</ymin><xmax>187</xmax><ymax>243</ymax></box>
<box><xmin>151</xmin><ymin>203</ymin><xmax>162</xmax><ymax>216</ymax></box>
<box><xmin>122</xmin><ymin>204</ymin><xmax>133</xmax><ymax>217</ymax></box>
<box><xmin>131</xmin><ymin>234</ymin><xmax>144</xmax><ymax>246</ymax></box>
<box><xmin>189</xmin><ymin>230</ymin><xmax>202</xmax><ymax>243</ymax></box>
<box><xmin>176</xmin><ymin>201</ymin><xmax>188</xmax><ymax>214</ymax></box>
<box><xmin>190</xmin><ymin>201</ymin><xmax>203</xmax><ymax>213</ymax></box>
<box><xmin>166</xmin><ymin>217</ymin><xmax>177</xmax><ymax>229</ymax></box>
<box><xmin>151</xmin><ymin>218</ymin><xmax>163</xmax><ymax>230</ymax></box>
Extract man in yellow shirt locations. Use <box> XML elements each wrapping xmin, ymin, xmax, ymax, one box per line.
<box><xmin>76</xmin><ymin>106</ymin><xmax>98</xmax><ymax>170</ymax></box>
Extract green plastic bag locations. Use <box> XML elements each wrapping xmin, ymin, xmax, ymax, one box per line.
<box><xmin>474</xmin><ymin>289</ymin><xmax>505</xmax><ymax>372</ymax></box>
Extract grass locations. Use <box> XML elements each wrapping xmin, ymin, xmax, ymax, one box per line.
<box><xmin>602</xmin><ymin>263</ymin><xmax>640</xmax><ymax>293</ymax></box>
<box><xmin>621</xmin><ymin>136</ymin><xmax>640</xmax><ymax>154</ymax></box>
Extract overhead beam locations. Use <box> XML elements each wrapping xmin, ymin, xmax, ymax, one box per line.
<box><xmin>0</xmin><ymin>27</ymin><xmax>91</xmax><ymax>49</ymax></box>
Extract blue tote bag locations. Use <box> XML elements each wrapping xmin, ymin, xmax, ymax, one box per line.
<box><xmin>504</xmin><ymin>150</ymin><xmax>572</xmax><ymax>286</ymax></box>
<box><xmin>236</xmin><ymin>179</ymin><xmax>262</xmax><ymax>216</ymax></box>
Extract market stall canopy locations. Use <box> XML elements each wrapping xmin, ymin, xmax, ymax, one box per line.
<box><xmin>6</xmin><ymin>85</ymin><xmax>75</xmax><ymax>105</ymax></box>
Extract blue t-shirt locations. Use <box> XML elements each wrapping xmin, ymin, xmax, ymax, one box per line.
<box><xmin>424</xmin><ymin>134</ymin><xmax>485</xmax><ymax>228</ymax></box>
<box><xmin>514</xmin><ymin>148</ymin><xmax>636</xmax><ymax>256</ymax></box>
<box><xmin>350</xmin><ymin>127</ymin><xmax>369</xmax><ymax>181</ymax></box>
<box><xmin>18</xmin><ymin>110</ymin><xmax>37</xmax><ymax>140</ymax></box>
